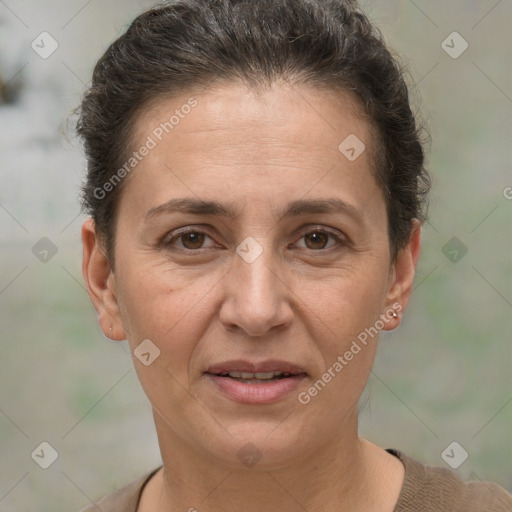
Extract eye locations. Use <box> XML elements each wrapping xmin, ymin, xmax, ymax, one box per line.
<box><xmin>293</xmin><ymin>228</ymin><xmax>343</xmax><ymax>251</ymax></box>
<box><xmin>161</xmin><ymin>226</ymin><xmax>346</xmax><ymax>254</ymax></box>
<box><xmin>163</xmin><ymin>228</ymin><xmax>217</xmax><ymax>251</ymax></box>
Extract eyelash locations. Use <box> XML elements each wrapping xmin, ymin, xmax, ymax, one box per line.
<box><xmin>160</xmin><ymin>226</ymin><xmax>347</xmax><ymax>254</ymax></box>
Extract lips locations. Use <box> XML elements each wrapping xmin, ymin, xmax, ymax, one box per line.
<box><xmin>205</xmin><ymin>359</ymin><xmax>306</xmax><ymax>376</ymax></box>
<box><xmin>218</xmin><ymin>370</ymin><xmax>292</xmax><ymax>382</ymax></box>
<box><xmin>205</xmin><ymin>359</ymin><xmax>307</xmax><ymax>404</ymax></box>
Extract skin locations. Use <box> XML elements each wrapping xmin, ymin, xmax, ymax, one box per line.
<box><xmin>82</xmin><ymin>82</ymin><xmax>421</xmax><ymax>512</ymax></box>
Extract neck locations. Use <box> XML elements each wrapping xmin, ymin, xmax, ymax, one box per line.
<box><xmin>144</xmin><ymin>408</ymin><xmax>404</xmax><ymax>512</ymax></box>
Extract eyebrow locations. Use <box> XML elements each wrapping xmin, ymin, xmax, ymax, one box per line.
<box><xmin>144</xmin><ymin>197</ymin><xmax>362</xmax><ymax>223</ymax></box>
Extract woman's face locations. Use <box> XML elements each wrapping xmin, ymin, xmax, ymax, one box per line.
<box><xmin>83</xmin><ymin>83</ymin><xmax>419</xmax><ymax>468</ymax></box>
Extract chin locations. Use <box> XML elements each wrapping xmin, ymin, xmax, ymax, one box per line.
<box><xmin>198</xmin><ymin>421</ymin><xmax>313</xmax><ymax>471</ymax></box>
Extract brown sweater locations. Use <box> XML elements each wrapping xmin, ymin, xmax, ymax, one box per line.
<box><xmin>80</xmin><ymin>449</ymin><xmax>512</xmax><ymax>511</ymax></box>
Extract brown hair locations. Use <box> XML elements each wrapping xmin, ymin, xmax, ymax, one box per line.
<box><xmin>76</xmin><ymin>0</ymin><xmax>430</xmax><ymax>268</ymax></box>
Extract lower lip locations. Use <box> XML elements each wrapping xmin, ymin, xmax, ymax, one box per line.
<box><xmin>205</xmin><ymin>373</ymin><xmax>307</xmax><ymax>404</ymax></box>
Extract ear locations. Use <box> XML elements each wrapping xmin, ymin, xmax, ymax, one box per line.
<box><xmin>381</xmin><ymin>219</ymin><xmax>422</xmax><ymax>331</ymax></box>
<box><xmin>81</xmin><ymin>218</ymin><xmax>127</xmax><ymax>341</ymax></box>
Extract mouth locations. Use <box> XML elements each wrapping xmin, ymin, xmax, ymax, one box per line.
<box><xmin>204</xmin><ymin>360</ymin><xmax>307</xmax><ymax>404</ymax></box>
<box><xmin>207</xmin><ymin>370</ymin><xmax>301</xmax><ymax>384</ymax></box>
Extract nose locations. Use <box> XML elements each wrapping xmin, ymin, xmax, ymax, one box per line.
<box><xmin>219</xmin><ymin>241</ymin><xmax>294</xmax><ymax>337</ymax></box>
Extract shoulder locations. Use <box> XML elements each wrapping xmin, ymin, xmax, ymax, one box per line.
<box><xmin>388</xmin><ymin>449</ymin><xmax>512</xmax><ymax>512</ymax></box>
<box><xmin>78</xmin><ymin>467</ymin><xmax>161</xmax><ymax>512</ymax></box>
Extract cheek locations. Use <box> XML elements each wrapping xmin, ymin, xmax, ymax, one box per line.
<box><xmin>117</xmin><ymin>269</ymin><xmax>221</xmax><ymax>421</ymax></box>
<box><xmin>294</xmin><ymin>261</ymin><xmax>388</xmax><ymax>393</ymax></box>
<box><xmin>299</xmin><ymin>261</ymin><xmax>389</xmax><ymax>340</ymax></box>
<box><xmin>116</xmin><ymin>262</ymin><xmax>223</xmax><ymax>363</ymax></box>
<box><xmin>119</xmin><ymin>258</ymin><xmax>198</xmax><ymax>324</ymax></box>
<box><xmin>295</xmin><ymin>283</ymin><xmax>381</xmax><ymax>419</ymax></box>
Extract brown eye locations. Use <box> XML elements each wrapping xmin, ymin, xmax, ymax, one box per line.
<box><xmin>180</xmin><ymin>232</ymin><xmax>206</xmax><ymax>249</ymax></box>
<box><xmin>164</xmin><ymin>227</ymin><xmax>342</xmax><ymax>254</ymax></box>
<box><xmin>162</xmin><ymin>227</ymin><xmax>219</xmax><ymax>253</ymax></box>
<box><xmin>306</xmin><ymin>231</ymin><xmax>335</xmax><ymax>250</ymax></box>
<box><xmin>294</xmin><ymin>229</ymin><xmax>342</xmax><ymax>251</ymax></box>
<box><xmin>304</xmin><ymin>232</ymin><xmax>329</xmax><ymax>249</ymax></box>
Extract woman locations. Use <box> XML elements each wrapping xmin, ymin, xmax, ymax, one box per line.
<box><xmin>77</xmin><ymin>0</ymin><xmax>512</xmax><ymax>510</ymax></box>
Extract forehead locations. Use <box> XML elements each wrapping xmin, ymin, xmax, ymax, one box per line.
<box><xmin>119</xmin><ymin>82</ymin><xmax>380</xmax><ymax>216</ymax></box>
<box><xmin>132</xmin><ymin>81</ymin><xmax>373</xmax><ymax>159</ymax></box>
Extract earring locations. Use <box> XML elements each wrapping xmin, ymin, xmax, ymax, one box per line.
<box><xmin>392</xmin><ymin>311</ymin><xmax>399</xmax><ymax>319</ymax></box>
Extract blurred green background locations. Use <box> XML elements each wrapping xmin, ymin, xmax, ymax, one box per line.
<box><xmin>1</xmin><ymin>1</ymin><xmax>511</xmax><ymax>510</ymax></box>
